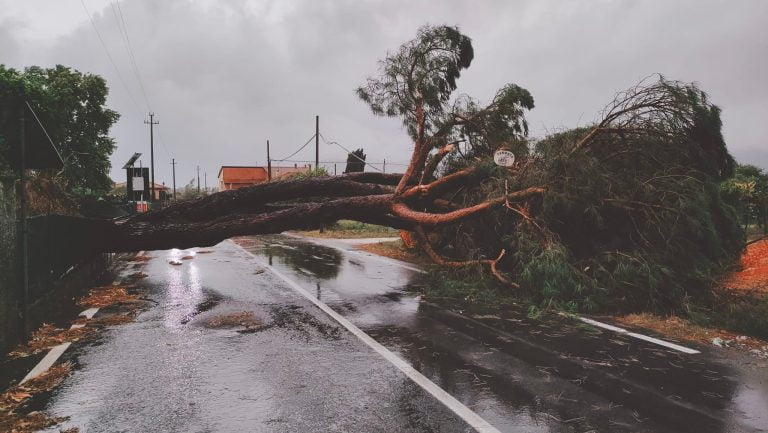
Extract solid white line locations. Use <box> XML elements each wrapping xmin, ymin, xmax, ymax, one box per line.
<box><xmin>231</xmin><ymin>240</ymin><xmax>501</xmax><ymax>433</ymax></box>
<box><xmin>574</xmin><ymin>316</ymin><xmax>700</xmax><ymax>354</ymax></box>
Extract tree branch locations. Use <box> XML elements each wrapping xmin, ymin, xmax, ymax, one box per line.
<box><xmin>393</xmin><ymin>186</ymin><xmax>545</xmax><ymax>226</ymax></box>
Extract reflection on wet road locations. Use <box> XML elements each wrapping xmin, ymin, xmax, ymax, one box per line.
<box><xmin>42</xmin><ymin>235</ymin><xmax>767</xmax><ymax>432</ymax></box>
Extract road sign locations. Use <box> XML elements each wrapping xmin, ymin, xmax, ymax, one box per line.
<box><xmin>494</xmin><ymin>149</ymin><xmax>515</xmax><ymax>167</ymax></box>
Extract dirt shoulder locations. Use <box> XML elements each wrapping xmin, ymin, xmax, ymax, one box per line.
<box><xmin>614</xmin><ymin>239</ymin><xmax>768</xmax><ymax>359</ymax></box>
<box><xmin>355</xmin><ymin>239</ymin><xmax>433</xmax><ymax>267</ymax></box>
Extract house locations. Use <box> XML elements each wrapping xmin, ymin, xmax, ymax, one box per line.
<box><xmin>218</xmin><ymin>165</ymin><xmax>311</xmax><ymax>190</ymax></box>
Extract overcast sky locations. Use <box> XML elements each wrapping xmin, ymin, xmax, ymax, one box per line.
<box><xmin>1</xmin><ymin>0</ymin><xmax>767</xmax><ymax>188</ymax></box>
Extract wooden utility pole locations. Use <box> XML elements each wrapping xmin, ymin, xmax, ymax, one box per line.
<box><xmin>315</xmin><ymin>115</ymin><xmax>319</xmax><ymax>171</ymax></box>
<box><xmin>267</xmin><ymin>139</ymin><xmax>272</xmax><ymax>181</ymax></box>
<box><xmin>383</xmin><ymin>159</ymin><xmax>386</xmax><ymax>173</ymax></box>
<box><xmin>197</xmin><ymin>165</ymin><xmax>200</xmax><ymax>194</ymax></box>
<box><xmin>19</xmin><ymin>106</ymin><xmax>29</xmax><ymax>334</ymax></box>
<box><xmin>144</xmin><ymin>113</ymin><xmax>159</xmax><ymax>201</ymax></box>
<box><xmin>204</xmin><ymin>171</ymin><xmax>207</xmax><ymax>191</ymax></box>
<box><xmin>170</xmin><ymin>159</ymin><xmax>177</xmax><ymax>201</ymax></box>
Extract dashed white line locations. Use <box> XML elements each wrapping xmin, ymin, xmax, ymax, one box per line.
<box><xmin>20</xmin><ymin>307</ymin><xmax>101</xmax><ymax>384</ymax></box>
<box><xmin>20</xmin><ymin>257</ymin><xmax>139</xmax><ymax>384</ymax></box>
<box><xmin>231</xmin><ymin>240</ymin><xmax>501</xmax><ymax>433</ymax></box>
<box><xmin>574</xmin><ymin>316</ymin><xmax>700</xmax><ymax>354</ymax></box>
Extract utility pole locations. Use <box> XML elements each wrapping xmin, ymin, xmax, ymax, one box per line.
<box><xmin>267</xmin><ymin>139</ymin><xmax>272</xmax><ymax>181</ymax></box>
<box><xmin>19</xmin><ymin>106</ymin><xmax>29</xmax><ymax>335</ymax></box>
<box><xmin>204</xmin><ymin>171</ymin><xmax>207</xmax><ymax>192</ymax></box>
<box><xmin>383</xmin><ymin>159</ymin><xmax>386</xmax><ymax>173</ymax></box>
<box><xmin>197</xmin><ymin>165</ymin><xmax>201</xmax><ymax>195</ymax></box>
<box><xmin>144</xmin><ymin>113</ymin><xmax>159</xmax><ymax>201</ymax></box>
<box><xmin>315</xmin><ymin>115</ymin><xmax>319</xmax><ymax>171</ymax></box>
<box><xmin>170</xmin><ymin>159</ymin><xmax>177</xmax><ymax>201</ymax></box>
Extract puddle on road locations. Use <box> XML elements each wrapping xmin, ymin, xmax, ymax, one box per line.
<box><xmin>179</xmin><ymin>295</ymin><xmax>223</xmax><ymax>324</ymax></box>
<box><xmin>269</xmin><ymin>305</ymin><xmax>342</xmax><ymax>341</ymax></box>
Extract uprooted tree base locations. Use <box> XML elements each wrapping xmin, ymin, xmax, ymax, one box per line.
<box><xmin>103</xmin><ymin>27</ymin><xmax>744</xmax><ymax>317</ymax></box>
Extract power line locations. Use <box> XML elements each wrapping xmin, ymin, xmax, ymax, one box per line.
<box><xmin>79</xmin><ymin>0</ymin><xmax>142</xmax><ymax>116</ymax></box>
<box><xmin>319</xmin><ymin>133</ymin><xmax>382</xmax><ymax>172</ymax></box>
<box><xmin>110</xmin><ymin>0</ymin><xmax>152</xmax><ymax>111</ymax></box>
<box><xmin>24</xmin><ymin>101</ymin><xmax>63</xmax><ymax>161</ymax></box>
<box><xmin>273</xmin><ymin>133</ymin><xmax>317</xmax><ymax>162</ymax></box>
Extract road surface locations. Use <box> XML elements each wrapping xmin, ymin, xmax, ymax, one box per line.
<box><xmin>39</xmin><ymin>235</ymin><xmax>767</xmax><ymax>432</ymax></box>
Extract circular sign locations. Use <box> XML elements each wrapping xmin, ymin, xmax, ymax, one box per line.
<box><xmin>493</xmin><ymin>149</ymin><xmax>516</xmax><ymax>167</ymax></box>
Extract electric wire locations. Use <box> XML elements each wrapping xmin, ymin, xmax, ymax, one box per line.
<box><xmin>79</xmin><ymin>0</ymin><xmax>143</xmax><ymax>116</ymax></box>
<box><xmin>108</xmin><ymin>1</ymin><xmax>171</xmax><ymax>161</ymax></box>
<box><xmin>24</xmin><ymin>101</ymin><xmax>62</xmax><ymax>159</ymax></box>
<box><xmin>111</xmin><ymin>0</ymin><xmax>152</xmax><ymax>111</ymax></box>
<box><xmin>272</xmin><ymin>133</ymin><xmax>317</xmax><ymax>162</ymax></box>
<box><xmin>319</xmin><ymin>133</ymin><xmax>382</xmax><ymax>172</ymax></box>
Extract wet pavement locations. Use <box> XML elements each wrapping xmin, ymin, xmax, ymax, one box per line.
<box><xmin>40</xmin><ymin>234</ymin><xmax>767</xmax><ymax>432</ymax></box>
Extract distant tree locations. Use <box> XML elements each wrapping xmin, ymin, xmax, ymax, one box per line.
<box><xmin>0</xmin><ymin>64</ymin><xmax>120</xmax><ymax>197</ymax></box>
<box><xmin>722</xmin><ymin>164</ymin><xmax>768</xmax><ymax>234</ymax></box>
<box><xmin>343</xmin><ymin>149</ymin><xmax>366</xmax><ymax>173</ymax></box>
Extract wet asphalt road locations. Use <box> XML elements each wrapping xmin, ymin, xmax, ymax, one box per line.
<box><xmin>41</xmin><ymin>235</ymin><xmax>767</xmax><ymax>432</ymax></box>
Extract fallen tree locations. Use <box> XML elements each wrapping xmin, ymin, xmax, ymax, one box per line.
<box><xmin>106</xmin><ymin>25</ymin><xmax>743</xmax><ymax>313</ymax></box>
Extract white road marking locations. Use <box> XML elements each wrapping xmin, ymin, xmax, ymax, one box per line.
<box><xmin>20</xmin><ymin>251</ymin><xmax>142</xmax><ymax>384</ymax></box>
<box><xmin>20</xmin><ymin>307</ymin><xmax>99</xmax><ymax>384</ymax></box>
<box><xmin>20</xmin><ymin>343</ymin><xmax>72</xmax><ymax>384</ymax></box>
<box><xmin>231</xmin><ymin>240</ymin><xmax>501</xmax><ymax>433</ymax></box>
<box><xmin>574</xmin><ymin>316</ymin><xmax>700</xmax><ymax>354</ymax></box>
<box><xmin>79</xmin><ymin>307</ymin><xmax>99</xmax><ymax>319</ymax></box>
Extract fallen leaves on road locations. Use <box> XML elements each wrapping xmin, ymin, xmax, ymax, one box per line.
<box><xmin>169</xmin><ymin>260</ymin><xmax>183</xmax><ymax>266</ymax></box>
<box><xmin>8</xmin><ymin>325</ymin><xmax>93</xmax><ymax>358</ymax></box>
<box><xmin>615</xmin><ymin>313</ymin><xmax>768</xmax><ymax>358</ymax></box>
<box><xmin>127</xmin><ymin>271</ymin><xmax>148</xmax><ymax>280</ymax></box>
<box><xmin>196</xmin><ymin>250</ymin><xmax>214</xmax><ymax>254</ymax></box>
<box><xmin>132</xmin><ymin>255</ymin><xmax>152</xmax><ymax>262</ymax></box>
<box><xmin>78</xmin><ymin>286</ymin><xmax>141</xmax><ymax>308</ymax></box>
<box><xmin>0</xmin><ymin>363</ymin><xmax>72</xmax><ymax>432</ymax></box>
<box><xmin>79</xmin><ymin>313</ymin><xmax>136</xmax><ymax>327</ymax></box>
<box><xmin>0</xmin><ymin>411</ymin><xmax>68</xmax><ymax>433</ymax></box>
<box><xmin>181</xmin><ymin>255</ymin><xmax>194</xmax><ymax>260</ymax></box>
<box><xmin>204</xmin><ymin>311</ymin><xmax>263</xmax><ymax>331</ymax></box>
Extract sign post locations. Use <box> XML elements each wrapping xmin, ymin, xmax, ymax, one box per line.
<box><xmin>493</xmin><ymin>149</ymin><xmax>516</xmax><ymax>167</ymax></box>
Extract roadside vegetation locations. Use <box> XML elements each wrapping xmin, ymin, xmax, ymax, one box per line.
<box><xmin>298</xmin><ymin>220</ymin><xmax>399</xmax><ymax>239</ymax></box>
<box><xmin>0</xmin><ymin>65</ymin><xmax>119</xmax><ymax>216</ymax></box>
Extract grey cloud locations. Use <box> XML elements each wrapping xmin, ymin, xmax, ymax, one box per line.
<box><xmin>4</xmin><ymin>0</ymin><xmax>768</xmax><ymax>188</ymax></box>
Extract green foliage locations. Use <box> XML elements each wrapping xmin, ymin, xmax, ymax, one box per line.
<box><xmin>413</xmin><ymin>266</ymin><xmax>517</xmax><ymax>306</ymax></box>
<box><xmin>356</xmin><ymin>24</ymin><xmax>533</xmax><ymax>158</ymax></box>
<box><xmin>431</xmin><ymin>78</ymin><xmax>744</xmax><ymax>314</ymax></box>
<box><xmin>0</xmin><ymin>64</ymin><xmax>119</xmax><ymax>197</ymax></box>
<box><xmin>282</xmin><ymin>167</ymin><xmax>329</xmax><ymax>180</ymax></box>
<box><xmin>721</xmin><ymin>164</ymin><xmax>768</xmax><ymax>234</ymax></box>
<box><xmin>356</xmin><ymin>25</ymin><xmax>473</xmax><ymax>138</ymax></box>
<box><xmin>689</xmin><ymin>293</ymin><xmax>768</xmax><ymax>340</ymax></box>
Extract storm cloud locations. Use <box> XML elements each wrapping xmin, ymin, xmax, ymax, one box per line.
<box><xmin>1</xmin><ymin>0</ymin><xmax>767</xmax><ymax>187</ymax></box>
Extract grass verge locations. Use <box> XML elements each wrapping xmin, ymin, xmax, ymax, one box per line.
<box><xmin>297</xmin><ymin>220</ymin><xmax>399</xmax><ymax>239</ymax></box>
